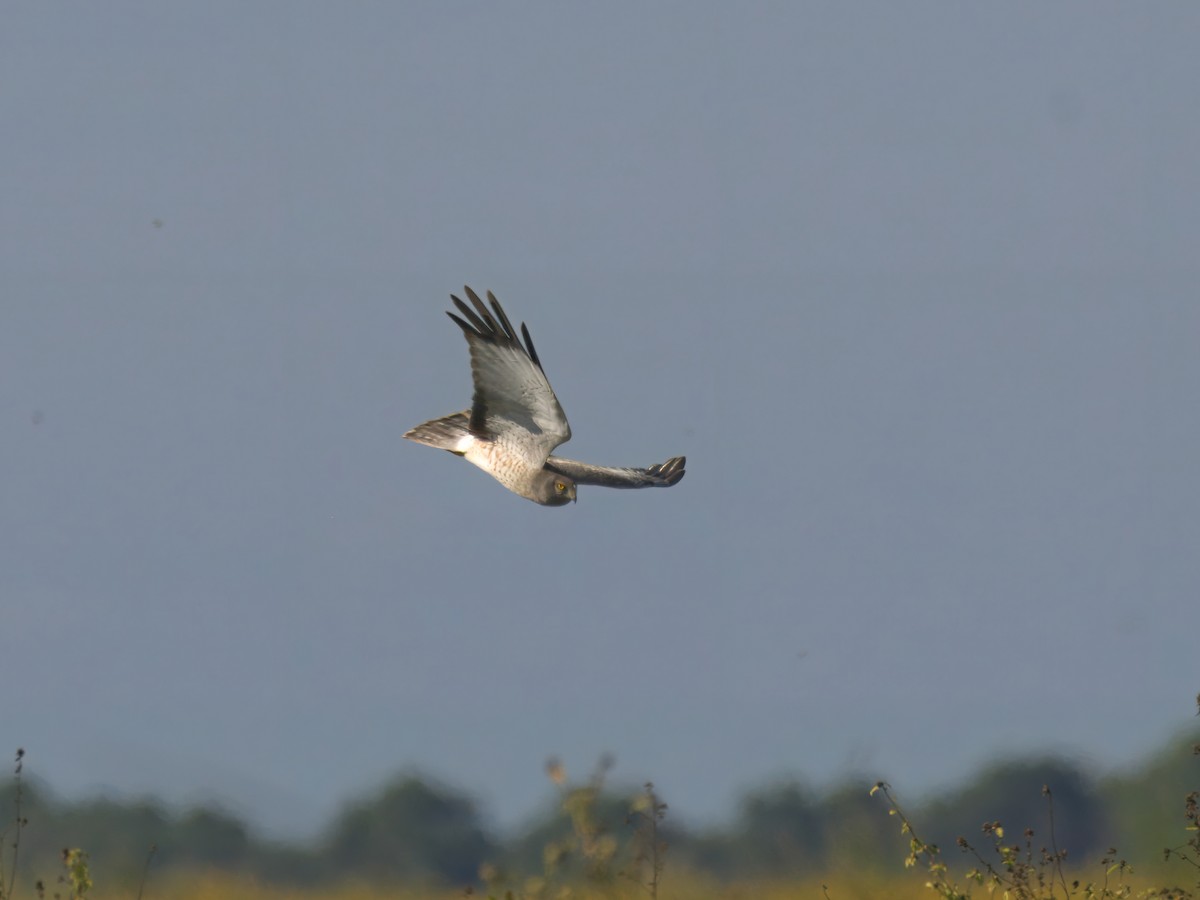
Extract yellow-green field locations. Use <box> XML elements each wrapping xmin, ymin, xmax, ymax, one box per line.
<box><xmin>99</xmin><ymin>869</ymin><xmax>1178</xmax><ymax>900</ymax></box>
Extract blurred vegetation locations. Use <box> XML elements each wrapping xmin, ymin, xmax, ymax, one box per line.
<box><xmin>322</xmin><ymin>775</ymin><xmax>492</xmax><ymax>886</ymax></box>
<box><xmin>1</xmin><ymin>725</ymin><xmax>1197</xmax><ymax>897</ymax></box>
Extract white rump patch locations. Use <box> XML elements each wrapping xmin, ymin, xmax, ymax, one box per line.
<box><xmin>454</xmin><ymin>433</ymin><xmax>475</xmax><ymax>453</ymax></box>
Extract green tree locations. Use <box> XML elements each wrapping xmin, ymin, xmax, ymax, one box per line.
<box><xmin>921</xmin><ymin>757</ymin><xmax>1109</xmax><ymax>867</ymax></box>
<box><xmin>52</xmin><ymin>798</ymin><xmax>169</xmax><ymax>882</ymax></box>
<box><xmin>1103</xmin><ymin>726</ymin><xmax>1200</xmax><ymax>868</ymax></box>
<box><xmin>175</xmin><ymin>807</ymin><xmax>250</xmax><ymax>867</ymax></box>
<box><xmin>323</xmin><ymin>775</ymin><xmax>493</xmax><ymax>885</ymax></box>
<box><xmin>728</xmin><ymin>780</ymin><xmax>827</xmax><ymax>877</ymax></box>
<box><xmin>819</xmin><ymin>779</ymin><xmax>907</xmax><ymax>873</ymax></box>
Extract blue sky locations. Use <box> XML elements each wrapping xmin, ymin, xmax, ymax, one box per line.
<box><xmin>3</xmin><ymin>3</ymin><xmax>1198</xmax><ymax>837</ymax></box>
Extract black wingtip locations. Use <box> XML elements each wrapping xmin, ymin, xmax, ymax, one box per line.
<box><xmin>484</xmin><ymin>290</ymin><xmax>521</xmax><ymax>344</ymax></box>
<box><xmin>463</xmin><ymin>285</ymin><xmax>490</xmax><ymax>321</ymax></box>
<box><xmin>447</xmin><ymin>287</ymin><xmax>545</xmax><ymax>373</ymax></box>
<box><xmin>654</xmin><ymin>456</ymin><xmax>686</xmax><ymax>486</ymax></box>
<box><xmin>464</xmin><ymin>288</ymin><xmax>498</xmax><ymax>332</ymax></box>
<box><xmin>446</xmin><ymin>309</ymin><xmax>470</xmax><ymax>334</ymax></box>
<box><xmin>520</xmin><ymin>321</ymin><xmax>543</xmax><ymax>369</ymax></box>
<box><xmin>448</xmin><ymin>293</ymin><xmax>490</xmax><ymax>336</ymax></box>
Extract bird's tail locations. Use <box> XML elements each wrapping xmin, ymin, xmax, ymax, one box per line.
<box><xmin>403</xmin><ymin>410</ymin><xmax>472</xmax><ymax>454</ymax></box>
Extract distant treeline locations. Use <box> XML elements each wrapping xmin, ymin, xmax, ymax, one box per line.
<box><xmin>2</xmin><ymin>728</ymin><xmax>1197</xmax><ymax>890</ymax></box>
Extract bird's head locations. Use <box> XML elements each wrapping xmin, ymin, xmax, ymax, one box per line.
<box><xmin>534</xmin><ymin>470</ymin><xmax>577</xmax><ymax>506</ymax></box>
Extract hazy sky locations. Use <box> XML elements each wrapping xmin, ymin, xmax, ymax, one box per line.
<box><xmin>4</xmin><ymin>4</ymin><xmax>1198</xmax><ymax>838</ymax></box>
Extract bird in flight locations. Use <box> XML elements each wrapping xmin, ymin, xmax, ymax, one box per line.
<box><xmin>404</xmin><ymin>287</ymin><xmax>686</xmax><ymax>506</ymax></box>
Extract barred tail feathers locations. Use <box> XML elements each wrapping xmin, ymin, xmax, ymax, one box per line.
<box><xmin>403</xmin><ymin>410</ymin><xmax>473</xmax><ymax>454</ymax></box>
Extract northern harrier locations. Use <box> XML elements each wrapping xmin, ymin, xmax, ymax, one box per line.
<box><xmin>404</xmin><ymin>287</ymin><xmax>686</xmax><ymax>506</ymax></box>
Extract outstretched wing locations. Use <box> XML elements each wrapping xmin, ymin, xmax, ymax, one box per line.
<box><xmin>447</xmin><ymin>287</ymin><xmax>572</xmax><ymax>455</ymax></box>
<box><xmin>543</xmin><ymin>455</ymin><xmax>686</xmax><ymax>489</ymax></box>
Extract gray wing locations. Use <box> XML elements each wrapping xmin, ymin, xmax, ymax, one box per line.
<box><xmin>543</xmin><ymin>455</ymin><xmax>686</xmax><ymax>489</ymax></box>
<box><xmin>447</xmin><ymin>287</ymin><xmax>572</xmax><ymax>456</ymax></box>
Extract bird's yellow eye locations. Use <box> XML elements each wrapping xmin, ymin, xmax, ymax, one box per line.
<box><xmin>555</xmin><ymin>482</ymin><xmax>566</xmax><ymax>492</ymax></box>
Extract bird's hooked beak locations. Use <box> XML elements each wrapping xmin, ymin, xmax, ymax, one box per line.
<box><xmin>570</xmin><ymin>484</ymin><xmax>577</xmax><ymax>503</ymax></box>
